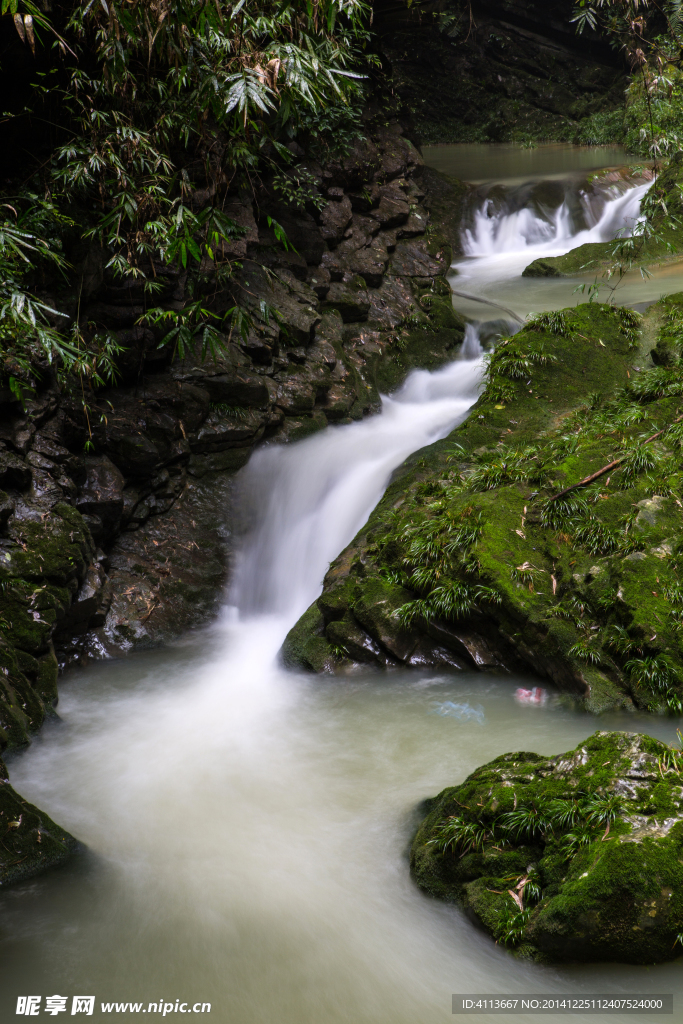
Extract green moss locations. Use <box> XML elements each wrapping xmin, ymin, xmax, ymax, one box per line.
<box><xmin>280</xmin><ymin>604</ymin><xmax>337</xmax><ymax>673</ymax></box>
<box><xmin>2</xmin><ymin>505</ymin><xmax>94</xmax><ymax>587</ymax></box>
<box><xmin>0</xmin><ymin>755</ymin><xmax>79</xmax><ymax>886</ymax></box>
<box><xmin>411</xmin><ymin>731</ymin><xmax>683</xmax><ymax>964</ymax></box>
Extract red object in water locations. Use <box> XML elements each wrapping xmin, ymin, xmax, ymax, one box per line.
<box><xmin>514</xmin><ymin>686</ymin><xmax>547</xmax><ymax>706</ymax></box>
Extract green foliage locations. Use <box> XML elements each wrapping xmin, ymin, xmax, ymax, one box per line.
<box><xmin>0</xmin><ymin>0</ymin><xmax>371</xmax><ymax>389</ymax></box>
<box><xmin>273</xmin><ymin>167</ymin><xmax>326</xmax><ymax>211</ymax></box>
<box><xmin>480</xmin><ymin>330</ymin><xmax>557</xmax><ymax>406</ymax></box>
<box><xmin>496</xmin><ymin>905</ymin><xmax>531</xmax><ymax>948</ymax></box>
<box><xmin>628</xmin><ymin>366</ymin><xmax>683</xmax><ymax>402</ymax></box>
<box><xmin>467</xmin><ymin>445</ymin><xmax>539</xmax><ymax>491</ymax></box>
<box><xmin>499</xmin><ymin>804</ymin><xmax>550</xmax><ymax>841</ymax></box>
<box><xmin>625</xmin><ymin>653</ymin><xmax>679</xmax><ymax>693</ymax></box>
<box><xmin>625</xmin><ymin>65</ymin><xmax>683</xmax><ymax>159</ymax></box>
<box><xmin>295</xmin><ymin>99</ymin><xmax>366</xmax><ymax>161</ymax></box>
<box><xmin>573</xmin><ymin>109</ymin><xmax>625</xmax><ymax>146</ymax></box>
<box><xmin>429</xmin><ymin>815</ymin><xmax>492</xmax><ymax>854</ymax></box>
<box><xmin>617</xmin><ymin>440</ymin><xmax>660</xmax><ymax>482</ymax></box>
<box><xmin>568</xmin><ymin>632</ymin><xmax>606</xmax><ymax>665</ymax></box>
<box><xmin>526</xmin><ymin>310</ymin><xmax>572</xmax><ymax>337</ymax></box>
<box><xmin>539</xmin><ymin>493</ymin><xmax>589</xmax><ymax>530</ymax></box>
<box><xmin>0</xmin><ymin>200</ymin><xmax>123</xmax><ymax>392</ymax></box>
<box><xmin>396</xmin><ymin>580</ymin><xmax>501</xmax><ymax>627</ymax></box>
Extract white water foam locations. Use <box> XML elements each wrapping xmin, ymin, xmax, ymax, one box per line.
<box><xmin>462</xmin><ymin>181</ymin><xmax>651</xmax><ymax>258</ymax></box>
<box><xmin>452</xmin><ymin>178</ymin><xmax>658</xmax><ymax>320</ymax></box>
<box><xmin>229</xmin><ymin>349</ymin><xmax>484</xmax><ymax>620</ymax></box>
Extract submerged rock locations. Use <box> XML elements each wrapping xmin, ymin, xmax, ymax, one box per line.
<box><xmin>0</xmin><ymin>756</ymin><xmax>79</xmax><ymax>887</ymax></box>
<box><xmin>411</xmin><ymin>730</ymin><xmax>683</xmax><ymax>964</ymax></box>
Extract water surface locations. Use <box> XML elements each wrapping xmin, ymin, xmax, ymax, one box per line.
<box><xmin>422</xmin><ymin>143</ymin><xmax>641</xmax><ymax>186</ymax></box>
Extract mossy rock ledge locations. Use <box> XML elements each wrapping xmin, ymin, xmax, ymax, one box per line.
<box><xmin>0</xmin><ymin>755</ymin><xmax>79</xmax><ymax>887</ymax></box>
<box><xmin>282</xmin><ymin>297</ymin><xmax>683</xmax><ymax>713</ymax></box>
<box><xmin>411</xmin><ymin>731</ymin><xmax>683</xmax><ymax>964</ymax></box>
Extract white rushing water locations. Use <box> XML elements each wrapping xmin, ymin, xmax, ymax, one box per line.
<box><xmin>229</xmin><ymin>351</ymin><xmax>483</xmax><ymax>620</ymax></box>
<box><xmin>461</xmin><ymin>182</ymin><xmax>650</xmax><ymax>259</ymax></box>
<box><xmin>451</xmin><ymin>176</ymin><xmax>683</xmax><ymax>320</ymax></box>
<box><xmin>3</xmin><ymin>151</ymin><xmax>683</xmax><ymax>1023</ymax></box>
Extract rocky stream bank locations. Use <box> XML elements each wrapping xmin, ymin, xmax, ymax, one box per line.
<box><xmin>283</xmin><ymin>292</ymin><xmax>683</xmax><ymax>717</ymax></box>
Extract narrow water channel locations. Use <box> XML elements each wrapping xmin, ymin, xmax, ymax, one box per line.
<box><xmin>2</xmin><ymin>146</ymin><xmax>681</xmax><ymax>1022</ymax></box>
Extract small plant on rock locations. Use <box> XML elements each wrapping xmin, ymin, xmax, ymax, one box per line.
<box><xmin>429</xmin><ymin>815</ymin><xmax>492</xmax><ymax>855</ymax></box>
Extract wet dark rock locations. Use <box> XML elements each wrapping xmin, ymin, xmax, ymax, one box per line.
<box><xmin>271</xmin><ymin>375</ymin><xmax>317</xmax><ymax>416</ymax></box>
<box><xmin>0</xmin><ymin>490</ymin><xmax>14</xmax><ymax>529</ymax></box>
<box><xmin>75</xmin><ymin>473</ymin><xmax>233</xmax><ymax>658</ymax></box>
<box><xmin>76</xmin><ymin>456</ymin><xmax>126</xmax><ymax>533</ymax></box>
<box><xmin>318</xmin><ymin>194</ymin><xmax>353</xmax><ymax>245</ymax></box>
<box><xmin>347</xmin><ymin>243</ymin><xmax>390</xmax><ymax>288</ymax></box>
<box><xmin>375</xmin><ymin>0</ymin><xmax>624</xmax><ymax>147</ymax></box>
<box><xmin>366</xmin><ymin>276</ymin><xmax>414</xmax><ymax>331</ymax></box>
<box><xmin>0</xmin><ymin>447</ymin><xmax>31</xmax><ymax>490</ymax></box>
<box><xmin>370</xmin><ymin>190</ymin><xmax>411</xmax><ymax>230</ymax></box>
<box><xmin>58</xmin><ymin>561</ymin><xmax>112</xmax><ymax>633</ymax></box>
<box><xmin>323</xmin><ymin>137</ymin><xmax>381</xmax><ymax>190</ymax></box>
<box><xmin>88</xmin><ymin>302</ymin><xmax>146</xmax><ymax>330</ymax></box>
<box><xmin>323</xmin><ymin>276</ymin><xmax>371</xmax><ymax>323</ymax></box>
<box><xmin>190</xmin><ymin>409</ymin><xmax>265</xmax><ymax>453</ymax></box>
<box><xmin>387</xmin><ymin>239</ymin><xmax>449</xmax><ymax>279</ymax></box>
<box><xmin>222</xmin><ymin>194</ymin><xmax>259</xmax><ymax>259</ymax></box>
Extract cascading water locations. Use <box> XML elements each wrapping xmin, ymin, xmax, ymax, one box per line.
<box><xmin>461</xmin><ymin>181</ymin><xmax>651</xmax><ymax>258</ymax></box>
<box><xmin>3</xmin><ymin>148</ymin><xmax>683</xmax><ymax>1024</ymax></box>
<box><xmin>229</xmin><ymin>348</ymin><xmax>484</xmax><ymax>620</ymax></box>
<box><xmin>449</xmin><ymin>172</ymin><xmax>683</xmax><ymax>322</ymax></box>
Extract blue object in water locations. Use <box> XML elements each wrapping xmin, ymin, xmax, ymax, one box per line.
<box><xmin>430</xmin><ymin>701</ymin><xmax>485</xmax><ymax>723</ymax></box>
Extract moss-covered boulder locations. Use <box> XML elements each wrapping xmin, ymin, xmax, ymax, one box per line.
<box><xmin>411</xmin><ymin>730</ymin><xmax>683</xmax><ymax>964</ymax></box>
<box><xmin>281</xmin><ymin>296</ymin><xmax>683</xmax><ymax>712</ymax></box>
<box><xmin>0</xmin><ymin>755</ymin><xmax>79</xmax><ymax>887</ymax></box>
<box><xmin>0</xmin><ymin>502</ymin><xmax>97</xmax><ymax>749</ymax></box>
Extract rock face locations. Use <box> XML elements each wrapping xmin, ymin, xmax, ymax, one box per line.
<box><xmin>374</xmin><ymin>0</ymin><xmax>625</xmax><ymax>145</ymax></box>
<box><xmin>282</xmin><ymin>296</ymin><xmax>683</xmax><ymax>714</ymax></box>
<box><xmin>0</xmin><ymin>755</ymin><xmax>78</xmax><ymax>887</ymax></box>
<box><xmin>411</xmin><ymin>730</ymin><xmax>683</xmax><ymax>964</ymax></box>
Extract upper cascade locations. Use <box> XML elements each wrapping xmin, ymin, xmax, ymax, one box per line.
<box><xmin>461</xmin><ymin>179</ymin><xmax>651</xmax><ymax>258</ymax></box>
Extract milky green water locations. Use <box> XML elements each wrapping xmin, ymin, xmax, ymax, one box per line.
<box><xmin>421</xmin><ymin>143</ymin><xmax>641</xmax><ymax>186</ymax></box>
<box><xmin>2</xmin><ymin>643</ymin><xmax>682</xmax><ymax>1024</ymax></box>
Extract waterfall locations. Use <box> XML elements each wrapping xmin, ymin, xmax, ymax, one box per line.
<box><xmin>461</xmin><ymin>180</ymin><xmax>651</xmax><ymax>258</ymax></box>
<box><xmin>7</xmin><ymin>151</ymin><xmax>683</xmax><ymax>1022</ymax></box>
<box><xmin>229</xmin><ymin>340</ymin><xmax>484</xmax><ymax>622</ymax></box>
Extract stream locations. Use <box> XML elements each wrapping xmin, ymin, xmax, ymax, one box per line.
<box><xmin>1</xmin><ymin>145</ymin><xmax>682</xmax><ymax>1022</ymax></box>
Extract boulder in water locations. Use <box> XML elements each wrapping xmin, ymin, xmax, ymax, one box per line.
<box><xmin>411</xmin><ymin>730</ymin><xmax>683</xmax><ymax>964</ymax></box>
